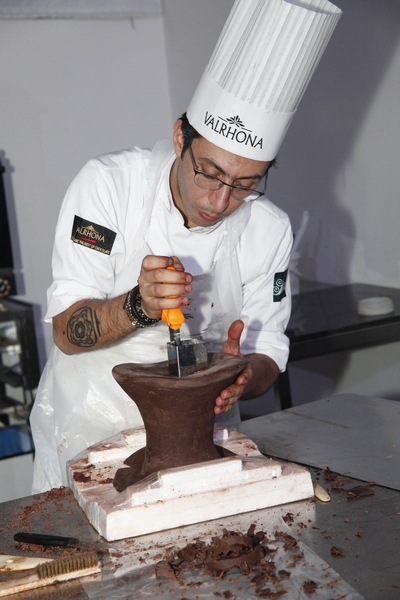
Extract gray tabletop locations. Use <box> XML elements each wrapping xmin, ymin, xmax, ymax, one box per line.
<box><xmin>238</xmin><ymin>393</ymin><xmax>400</xmax><ymax>491</ymax></box>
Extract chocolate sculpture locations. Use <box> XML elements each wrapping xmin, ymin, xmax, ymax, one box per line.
<box><xmin>112</xmin><ymin>353</ymin><xmax>247</xmax><ymax>492</ymax></box>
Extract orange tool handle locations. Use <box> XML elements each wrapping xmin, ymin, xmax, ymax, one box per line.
<box><xmin>161</xmin><ymin>267</ymin><xmax>185</xmax><ymax>329</ymax></box>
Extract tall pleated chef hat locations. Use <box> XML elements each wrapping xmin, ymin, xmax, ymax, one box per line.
<box><xmin>186</xmin><ymin>0</ymin><xmax>342</xmax><ymax>161</ymax></box>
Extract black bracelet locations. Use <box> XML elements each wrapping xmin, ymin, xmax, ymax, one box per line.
<box><xmin>123</xmin><ymin>285</ymin><xmax>159</xmax><ymax>328</ymax></box>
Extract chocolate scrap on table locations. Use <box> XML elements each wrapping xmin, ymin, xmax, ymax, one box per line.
<box><xmin>274</xmin><ymin>531</ymin><xmax>297</xmax><ymax>551</ymax></box>
<box><xmin>303</xmin><ymin>579</ymin><xmax>318</xmax><ymax>593</ymax></box>
<box><xmin>278</xmin><ymin>569</ymin><xmax>290</xmax><ymax>579</ymax></box>
<box><xmin>255</xmin><ymin>590</ymin><xmax>286</xmax><ymax>599</ymax></box>
<box><xmin>345</xmin><ymin>486</ymin><xmax>375</xmax><ymax>500</ymax></box>
<box><xmin>282</xmin><ymin>535</ymin><xmax>298</xmax><ymax>552</ymax></box>
<box><xmin>330</xmin><ymin>475</ymin><xmax>350</xmax><ymax>490</ymax></box>
<box><xmin>322</xmin><ymin>467</ymin><xmax>339</xmax><ymax>481</ymax></box>
<box><xmin>205</xmin><ymin>545</ymin><xmax>265</xmax><ymax>575</ymax></box>
<box><xmin>155</xmin><ymin>561</ymin><xmax>178</xmax><ymax>581</ymax></box>
<box><xmin>330</xmin><ymin>546</ymin><xmax>345</xmax><ymax>556</ymax></box>
<box><xmin>156</xmin><ymin>525</ymin><xmax>268</xmax><ymax>580</ymax></box>
<box><xmin>73</xmin><ymin>470</ymin><xmax>92</xmax><ymax>483</ymax></box>
<box><xmin>155</xmin><ymin>524</ymin><xmax>311</xmax><ymax>597</ymax></box>
<box><xmin>354</xmin><ymin>531</ymin><xmax>363</xmax><ymax>538</ymax></box>
<box><xmin>282</xmin><ymin>513</ymin><xmax>294</xmax><ymax>524</ymax></box>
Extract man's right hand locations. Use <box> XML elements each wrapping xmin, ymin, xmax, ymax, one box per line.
<box><xmin>138</xmin><ymin>255</ymin><xmax>192</xmax><ymax>320</ymax></box>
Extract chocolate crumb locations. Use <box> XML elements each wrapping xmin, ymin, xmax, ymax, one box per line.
<box><xmin>322</xmin><ymin>467</ymin><xmax>339</xmax><ymax>481</ymax></box>
<box><xmin>303</xmin><ymin>579</ymin><xmax>318</xmax><ymax>593</ymax></box>
<box><xmin>255</xmin><ymin>590</ymin><xmax>286</xmax><ymax>598</ymax></box>
<box><xmin>278</xmin><ymin>569</ymin><xmax>290</xmax><ymax>579</ymax></box>
<box><xmin>282</xmin><ymin>513</ymin><xmax>294</xmax><ymax>524</ymax></box>
<box><xmin>73</xmin><ymin>472</ymin><xmax>91</xmax><ymax>483</ymax></box>
<box><xmin>330</xmin><ymin>546</ymin><xmax>345</xmax><ymax>556</ymax></box>
<box><xmin>155</xmin><ymin>561</ymin><xmax>178</xmax><ymax>581</ymax></box>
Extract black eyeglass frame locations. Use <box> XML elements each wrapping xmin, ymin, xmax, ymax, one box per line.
<box><xmin>187</xmin><ymin>145</ymin><xmax>267</xmax><ymax>202</ymax></box>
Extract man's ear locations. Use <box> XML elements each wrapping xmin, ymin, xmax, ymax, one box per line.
<box><xmin>173</xmin><ymin>119</ymin><xmax>184</xmax><ymax>158</ymax></box>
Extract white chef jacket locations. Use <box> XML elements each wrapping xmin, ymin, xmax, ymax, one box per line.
<box><xmin>30</xmin><ymin>138</ymin><xmax>292</xmax><ymax>493</ymax></box>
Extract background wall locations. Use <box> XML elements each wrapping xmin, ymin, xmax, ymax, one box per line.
<box><xmin>266</xmin><ymin>0</ymin><xmax>400</xmax><ymax>412</ymax></box>
<box><xmin>1</xmin><ymin>0</ymin><xmax>399</xmax><ymax>418</ymax></box>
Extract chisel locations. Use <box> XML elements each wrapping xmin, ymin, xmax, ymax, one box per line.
<box><xmin>161</xmin><ymin>267</ymin><xmax>208</xmax><ymax>377</ymax></box>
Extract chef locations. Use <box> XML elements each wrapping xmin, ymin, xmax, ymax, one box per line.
<box><xmin>30</xmin><ymin>0</ymin><xmax>342</xmax><ymax>493</ymax></box>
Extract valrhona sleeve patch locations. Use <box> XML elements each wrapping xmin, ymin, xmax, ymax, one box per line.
<box><xmin>273</xmin><ymin>270</ymin><xmax>288</xmax><ymax>302</ymax></box>
<box><xmin>71</xmin><ymin>216</ymin><xmax>116</xmax><ymax>255</ymax></box>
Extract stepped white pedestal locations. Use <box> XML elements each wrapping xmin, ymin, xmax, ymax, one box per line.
<box><xmin>67</xmin><ymin>426</ymin><xmax>313</xmax><ymax>542</ymax></box>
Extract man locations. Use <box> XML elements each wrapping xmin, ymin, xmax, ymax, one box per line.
<box><xmin>31</xmin><ymin>0</ymin><xmax>342</xmax><ymax>493</ymax></box>
<box><xmin>51</xmin><ymin>115</ymin><xmax>283</xmax><ymax>413</ymax></box>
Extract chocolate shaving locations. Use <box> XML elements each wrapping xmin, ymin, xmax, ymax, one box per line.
<box><xmin>73</xmin><ymin>472</ymin><xmax>91</xmax><ymax>483</ymax></box>
<box><xmin>330</xmin><ymin>476</ymin><xmax>350</xmax><ymax>490</ymax></box>
<box><xmin>345</xmin><ymin>486</ymin><xmax>375</xmax><ymax>500</ymax></box>
<box><xmin>303</xmin><ymin>579</ymin><xmax>318</xmax><ymax>593</ymax></box>
<box><xmin>155</xmin><ymin>561</ymin><xmax>178</xmax><ymax>581</ymax></box>
<box><xmin>322</xmin><ymin>467</ymin><xmax>339</xmax><ymax>481</ymax></box>
<box><xmin>282</xmin><ymin>513</ymin><xmax>294</xmax><ymax>524</ymax></box>
<box><xmin>255</xmin><ymin>590</ymin><xmax>286</xmax><ymax>599</ymax></box>
<box><xmin>330</xmin><ymin>546</ymin><xmax>345</xmax><ymax>556</ymax></box>
<box><xmin>282</xmin><ymin>535</ymin><xmax>298</xmax><ymax>552</ymax></box>
<box><xmin>290</xmin><ymin>551</ymin><xmax>304</xmax><ymax>562</ymax></box>
<box><xmin>205</xmin><ymin>545</ymin><xmax>265</xmax><ymax>575</ymax></box>
<box><xmin>278</xmin><ymin>569</ymin><xmax>290</xmax><ymax>579</ymax></box>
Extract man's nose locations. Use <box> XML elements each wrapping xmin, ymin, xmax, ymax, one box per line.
<box><xmin>209</xmin><ymin>184</ymin><xmax>231</xmax><ymax>212</ymax></box>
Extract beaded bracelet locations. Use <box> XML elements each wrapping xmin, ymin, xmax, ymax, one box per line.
<box><xmin>123</xmin><ymin>285</ymin><xmax>160</xmax><ymax>328</ymax></box>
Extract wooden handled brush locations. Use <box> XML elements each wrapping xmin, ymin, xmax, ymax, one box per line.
<box><xmin>0</xmin><ymin>551</ymin><xmax>101</xmax><ymax>597</ymax></box>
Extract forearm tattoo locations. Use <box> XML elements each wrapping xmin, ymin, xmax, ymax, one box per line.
<box><xmin>66</xmin><ymin>306</ymin><xmax>101</xmax><ymax>347</ymax></box>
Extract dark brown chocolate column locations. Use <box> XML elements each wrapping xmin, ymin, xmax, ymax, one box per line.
<box><xmin>112</xmin><ymin>353</ymin><xmax>247</xmax><ymax>492</ymax></box>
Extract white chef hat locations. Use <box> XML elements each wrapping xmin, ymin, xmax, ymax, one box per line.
<box><xmin>186</xmin><ymin>0</ymin><xmax>342</xmax><ymax>161</ymax></box>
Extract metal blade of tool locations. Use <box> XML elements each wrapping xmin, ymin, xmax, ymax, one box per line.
<box><xmin>166</xmin><ymin>338</ymin><xmax>208</xmax><ymax>377</ymax></box>
<box><xmin>161</xmin><ymin>266</ymin><xmax>208</xmax><ymax>376</ymax></box>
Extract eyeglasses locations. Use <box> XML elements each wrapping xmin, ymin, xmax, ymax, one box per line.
<box><xmin>187</xmin><ymin>145</ymin><xmax>266</xmax><ymax>202</ymax></box>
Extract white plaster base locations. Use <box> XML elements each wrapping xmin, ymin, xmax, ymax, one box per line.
<box><xmin>67</xmin><ymin>426</ymin><xmax>313</xmax><ymax>542</ymax></box>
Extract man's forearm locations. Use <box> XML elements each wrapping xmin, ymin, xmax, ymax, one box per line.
<box><xmin>240</xmin><ymin>353</ymin><xmax>279</xmax><ymax>400</ymax></box>
<box><xmin>53</xmin><ymin>294</ymin><xmax>137</xmax><ymax>355</ymax></box>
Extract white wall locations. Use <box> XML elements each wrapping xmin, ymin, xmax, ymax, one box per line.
<box><xmin>1</xmin><ymin>0</ymin><xmax>399</xmax><ymax>412</ymax></box>
<box><xmin>267</xmin><ymin>0</ymin><xmax>400</xmax><ymax>290</ymax></box>
<box><xmin>163</xmin><ymin>0</ymin><xmax>235</xmax><ymax>118</ymax></box>
<box><xmin>0</xmin><ymin>16</ymin><xmax>173</xmax><ymax>366</ymax></box>
<box><xmin>269</xmin><ymin>0</ymin><xmax>400</xmax><ymax>407</ymax></box>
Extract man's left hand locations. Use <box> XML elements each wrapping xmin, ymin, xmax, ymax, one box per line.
<box><xmin>214</xmin><ymin>320</ymin><xmax>252</xmax><ymax>414</ymax></box>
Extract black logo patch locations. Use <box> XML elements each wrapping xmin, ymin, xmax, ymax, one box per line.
<box><xmin>71</xmin><ymin>216</ymin><xmax>116</xmax><ymax>255</ymax></box>
<box><xmin>273</xmin><ymin>270</ymin><xmax>288</xmax><ymax>302</ymax></box>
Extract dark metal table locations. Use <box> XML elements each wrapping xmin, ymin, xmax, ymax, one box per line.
<box><xmin>278</xmin><ymin>282</ymin><xmax>400</xmax><ymax>409</ymax></box>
